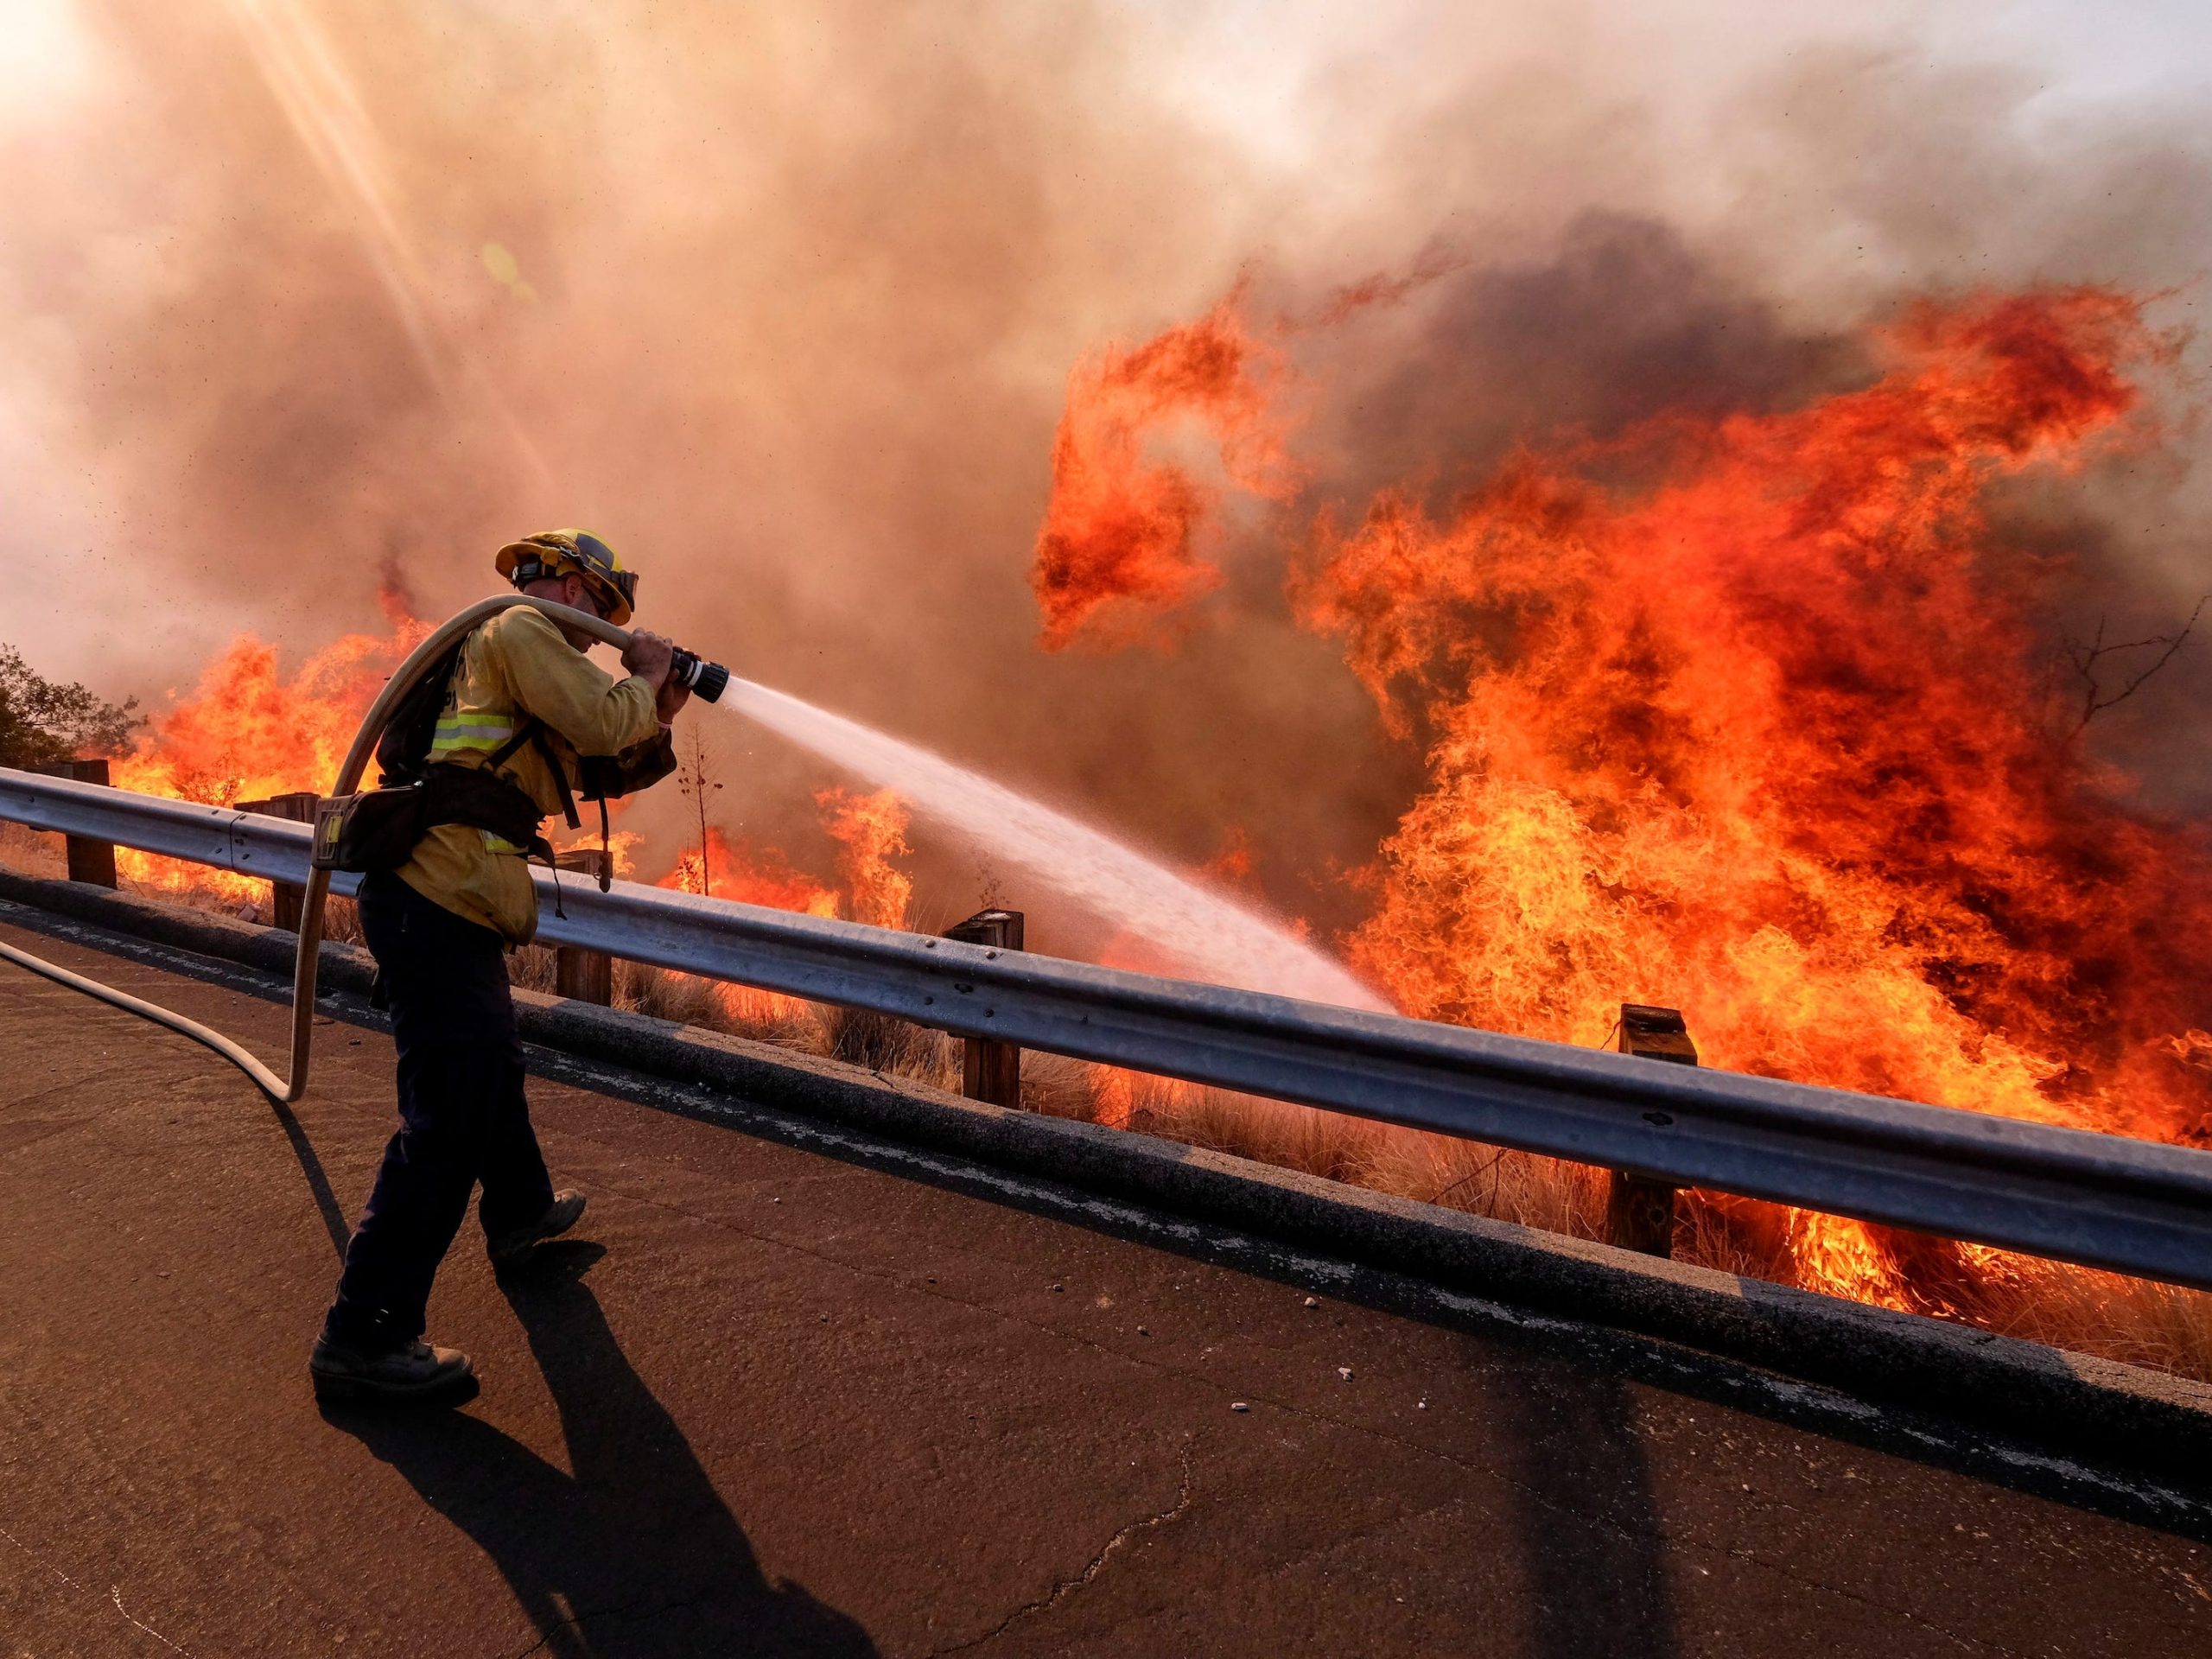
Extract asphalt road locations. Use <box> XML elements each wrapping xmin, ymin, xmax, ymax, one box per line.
<box><xmin>1</xmin><ymin>916</ymin><xmax>2209</xmax><ymax>1658</ymax></box>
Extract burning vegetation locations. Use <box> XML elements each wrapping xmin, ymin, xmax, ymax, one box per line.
<box><xmin>103</xmin><ymin>627</ymin><xmax>425</xmax><ymax>904</ymax></box>
<box><xmin>1031</xmin><ymin>277</ymin><xmax>2212</xmax><ymax>1325</ymax></box>
<box><xmin>660</xmin><ymin>826</ymin><xmax>837</xmax><ymax>917</ymax></box>
<box><xmin>1031</xmin><ymin>288</ymin><xmax>1300</xmax><ymax>651</ymax></box>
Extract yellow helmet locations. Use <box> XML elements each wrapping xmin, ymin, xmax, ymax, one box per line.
<box><xmin>494</xmin><ymin>529</ymin><xmax>638</xmax><ymax>627</ymax></box>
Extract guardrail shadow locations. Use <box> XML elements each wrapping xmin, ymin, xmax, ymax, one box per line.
<box><xmin>322</xmin><ymin>1243</ymin><xmax>877</xmax><ymax>1658</ymax></box>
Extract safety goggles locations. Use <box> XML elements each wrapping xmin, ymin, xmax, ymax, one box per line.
<box><xmin>569</xmin><ymin>531</ymin><xmax>639</xmax><ymax>613</ymax></box>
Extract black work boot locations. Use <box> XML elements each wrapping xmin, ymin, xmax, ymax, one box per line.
<box><xmin>487</xmin><ymin>1190</ymin><xmax>588</xmax><ymax>1267</ymax></box>
<box><xmin>309</xmin><ymin>1336</ymin><xmax>474</xmax><ymax>1404</ymax></box>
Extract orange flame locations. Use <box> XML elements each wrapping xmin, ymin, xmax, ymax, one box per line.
<box><xmin>550</xmin><ymin>825</ymin><xmax>645</xmax><ymax>879</ymax></box>
<box><xmin>1284</xmin><ymin>286</ymin><xmax>2210</xmax><ymax>1307</ymax></box>
<box><xmin>651</xmin><ymin>827</ymin><xmax>837</xmax><ymax>1026</ymax></box>
<box><xmin>1031</xmin><ymin>288</ymin><xmax>1300</xmax><ymax>651</ymax></box>
<box><xmin>651</xmin><ymin>797</ymin><xmax>914</xmax><ymax>1027</ymax></box>
<box><xmin>113</xmin><ymin>631</ymin><xmax>419</xmax><ymax>808</ymax></box>
<box><xmin>1198</xmin><ymin>825</ymin><xmax>1262</xmax><ymax>897</ymax></box>
<box><xmin>656</xmin><ymin>825</ymin><xmax>839</xmax><ymax>918</ymax></box>
<box><xmin>818</xmin><ymin>786</ymin><xmax>913</xmax><ymax>929</ymax></box>
<box><xmin>110</xmin><ymin>626</ymin><xmax>422</xmax><ymax>901</ymax></box>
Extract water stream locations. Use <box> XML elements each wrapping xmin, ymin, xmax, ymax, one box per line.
<box><xmin>716</xmin><ymin>679</ymin><xmax>1389</xmax><ymax>1012</ymax></box>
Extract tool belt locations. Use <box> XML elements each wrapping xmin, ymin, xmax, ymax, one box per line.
<box><xmin>312</xmin><ymin>722</ymin><xmax>557</xmax><ymax>875</ymax></box>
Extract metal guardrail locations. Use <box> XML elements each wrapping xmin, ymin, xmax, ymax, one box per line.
<box><xmin>5</xmin><ymin>764</ymin><xmax>2212</xmax><ymax>1291</ymax></box>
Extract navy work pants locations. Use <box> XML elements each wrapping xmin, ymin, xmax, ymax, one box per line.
<box><xmin>324</xmin><ymin>870</ymin><xmax>555</xmax><ymax>1352</ymax></box>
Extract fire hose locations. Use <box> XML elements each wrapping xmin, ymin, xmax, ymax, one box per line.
<box><xmin>0</xmin><ymin>595</ymin><xmax>728</xmax><ymax>1102</ymax></box>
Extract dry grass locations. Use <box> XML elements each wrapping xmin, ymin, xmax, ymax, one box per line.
<box><xmin>2016</xmin><ymin>1274</ymin><xmax>2212</xmax><ymax>1379</ymax></box>
<box><xmin>1349</xmin><ymin>1123</ymin><xmax>1613</xmax><ymax>1239</ymax></box>
<box><xmin>821</xmin><ymin>1004</ymin><xmax>962</xmax><ymax>1084</ymax></box>
<box><xmin>511</xmin><ymin>941</ymin><xmax>960</xmax><ymax>1079</ymax></box>
<box><xmin>0</xmin><ymin>823</ymin><xmax>67</xmax><ymax>880</ymax></box>
<box><xmin>1017</xmin><ymin>1048</ymin><xmax>1128</xmax><ymax>1123</ymax></box>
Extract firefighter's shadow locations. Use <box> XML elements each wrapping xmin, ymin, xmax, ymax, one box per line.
<box><xmin>323</xmin><ymin>1243</ymin><xmax>878</xmax><ymax>1658</ymax></box>
<box><xmin>1484</xmin><ymin>1352</ymin><xmax>1680</xmax><ymax>1659</ymax></box>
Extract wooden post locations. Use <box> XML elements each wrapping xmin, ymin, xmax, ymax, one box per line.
<box><xmin>236</xmin><ymin>791</ymin><xmax>321</xmax><ymax>931</ymax></box>
<box><xmin>943</xmin><ymin>907</ymin><xmax>1024</xmax><ymax>1109</ymax></box>
<box><xmin>1605</xmin><ymin>1003</ymin><xmax>1695</xmax><ymax>1257</ymax></box>
<box><xmin>552</xmin><ymin>849</ymin><xmax>613</xmax><ymax>1004</ymax></box>
<box><xmin>27</xmin><ymin>759</ymin><xmax>118</xmax><ymax>887</ymax></box>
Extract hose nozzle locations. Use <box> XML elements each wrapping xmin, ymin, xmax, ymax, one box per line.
<box><xmin>667</xmin><ymin>645</ymin><xmax>730</xmax><ymax>703</ymax></box>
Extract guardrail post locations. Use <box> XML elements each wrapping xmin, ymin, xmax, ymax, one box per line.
<box><xmin>236</xmin><ymin>791</ymin><xmax>321</xmax><ymax>930</ymax></box>
<box><xmin>944</xmin><ymin>907</ymin><xmax>1024</xmax><ymax>1108</ymax></box>
<box><xmin>27</xmin><ymin>760</ymin><xmax>119</xmax><ymax>887</ymax></box>
<box><xmin>1605</xmin><ymin>1003</ymin><xmax>1694</xmax><ymax>1256</ymax></box>
<box><xmin>553</xmin><ymin>849</ymin><xmax>614</xmax><ymax>1004</ymax></box>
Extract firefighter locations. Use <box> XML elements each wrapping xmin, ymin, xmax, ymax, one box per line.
<box><xmin>310</xmin><ymin>531</ymin><xmax>689</xmax><ymax>1403</ymax></box>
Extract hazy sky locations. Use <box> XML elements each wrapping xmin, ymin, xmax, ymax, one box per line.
<box><xmin>5</xmin><ymin>0</ymin><xmax>2206</xmax><ymax>678</ymax></box>
<box><xmin>1139</xmin><ymin>1</ymin><xmax>2211</xmax><ymax>148</ymax></box>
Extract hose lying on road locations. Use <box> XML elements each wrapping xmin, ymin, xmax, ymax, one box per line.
<box><xmin>0</xmin><ymin>931</ymin><xmax>301</xmax><ymax>1095</ymax></box>
<box><xmin>0</xmin><ymin>595</ymin><xmax>643</xmax><ymax>1103</ymax></box>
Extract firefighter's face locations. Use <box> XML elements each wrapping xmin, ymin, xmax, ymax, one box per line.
<box><xmin>520</xmin><ymin>570</ymin><xmax>607</xmax><ymax>646</ymax></box>
<box><xmin>561</xmin><ymin>572</ymin><xmax>606</xmax><ymax>618</ymax></box>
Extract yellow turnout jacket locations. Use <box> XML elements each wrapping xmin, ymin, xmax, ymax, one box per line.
<box><xmin>396</xmin><ymin>607</ymin><xmax>662</xmax><ymax>943</ymax></box>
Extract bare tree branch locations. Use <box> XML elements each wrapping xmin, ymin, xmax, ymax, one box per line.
<box><xmin>2068</xmin><ymin>595</ymin><xmax>2209</xmax><ymax>735</ymax></box>
<box><xmin>675</xmin><ymin>723</ymin><xmax>723</xmax><ymax>896</ymax></box>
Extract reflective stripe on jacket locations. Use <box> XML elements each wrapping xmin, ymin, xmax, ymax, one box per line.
<box><xmin>395</xmin><ymin>606</ymin><xmax>660</xmax><ymax>942</ymax></box>
<box><xmin>429</xmin><ymin>714</ymin><xmax>520</xmax><ymax>756</ymax></box>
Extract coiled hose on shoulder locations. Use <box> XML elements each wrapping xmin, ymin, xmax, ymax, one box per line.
<box><xmin>0</xmin><ymin>595</ymin><xmax>638</xmax><ymax>1102</ymax></box>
